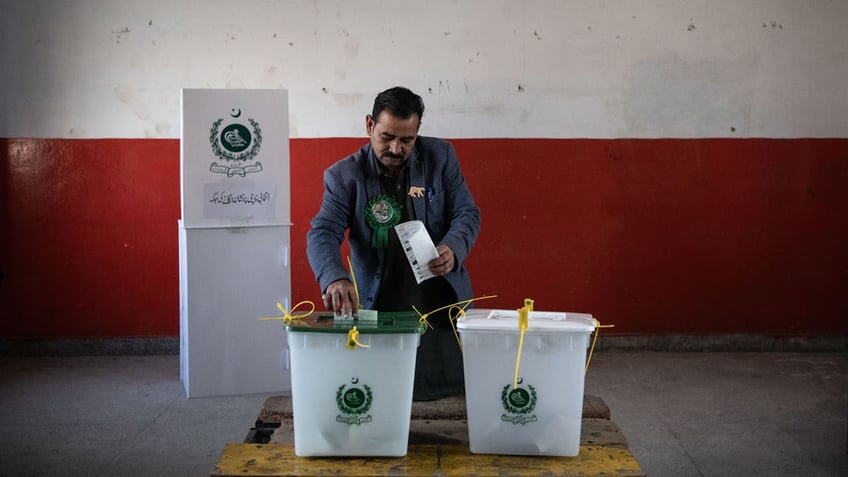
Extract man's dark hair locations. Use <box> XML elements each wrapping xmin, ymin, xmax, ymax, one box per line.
<box><xmin>372</xmin><ymin>86</ymin><xmax>425</xmax><ymax>121</ymax></box>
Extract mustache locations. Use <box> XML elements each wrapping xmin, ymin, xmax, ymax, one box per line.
<box><xmin>381</xmin><ymin>152</ymin><xmax>405</xmax><ymax>160</ymax></box>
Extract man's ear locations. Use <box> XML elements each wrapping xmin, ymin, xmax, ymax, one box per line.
<box><xmin>365</xmin><ymin>114</ymin><xmax>375</xmax><ymax>135</ymax></box>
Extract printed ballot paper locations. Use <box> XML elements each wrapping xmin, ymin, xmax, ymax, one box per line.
<box><xmin>394</xmin><ymin>220</ymin><xmax>439</xmax><ymax>284</ymax></box>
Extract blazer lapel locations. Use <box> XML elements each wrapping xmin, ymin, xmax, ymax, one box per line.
<box><xmin>408</xmin><ymin>148</ymin><xmax>427</xmax><ymax>222</ymax></box>
<box><xmin>363</xmin><ymin>146</ymin><xmax>382</xmax><ymax>200</ymax></box>
<box><xmin>362</xmin><ymin>146</ymin><xmax>386</xmax><ymax>264</ymax></box>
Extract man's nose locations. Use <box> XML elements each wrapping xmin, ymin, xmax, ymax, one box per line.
<box><xmin>389</xmin><ymin>139</ymin><xmax>402</xmax><ymax>153</ymax></box>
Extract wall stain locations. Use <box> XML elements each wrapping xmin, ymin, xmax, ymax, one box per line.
<box><xmin>763</xmin><ymin>21</ymin><xmax>783</xmax><ymax>29</ymax></box>
<box><xmin>114</xmin><ymin>85</ymin><xmax>134</xmax><ymax>103</ymax></box>
<box><xmin>111</xmin><ymin>27</ymin><xmax>132</xmax><ymax>44</ymax></box>
<box><xmin>517</xmin><ymin>84</ymin><xmax>524</xmax><ymax>92</ymax></box>
<box><xmin>331</xmin><ymin>93</ymin><xmax>364</xmax><ymax>106</ymax></box>
<box><xmin>144</xmin><ymin>121</ymin><xmax>171</xmax><ymax>138</ymax></box>
<box><xmin>687</xmin><ymin>19</ymin><xmax>696</xmax><ymax>31</ymax></box>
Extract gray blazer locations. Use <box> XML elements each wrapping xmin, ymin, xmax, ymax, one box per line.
<box><xmin>306</xmin><ymin>136</ymin><xmax>481</xmax><ymax>309</ymax></box>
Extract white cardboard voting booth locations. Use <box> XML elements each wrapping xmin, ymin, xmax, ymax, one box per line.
<box><xmin>179</xmin><ymin>89</ymin><xmax>291</xmax><ymax>398</ymax></box>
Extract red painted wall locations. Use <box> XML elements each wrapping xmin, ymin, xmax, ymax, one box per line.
<box><xmin>2</xmin><ymin>138</ymin><xmax>846</xmax><ymax>338</ymax></box>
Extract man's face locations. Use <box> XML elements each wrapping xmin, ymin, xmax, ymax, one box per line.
<box><xmin>366</xmin><ymin>110</ymin><xmax>420</xmax><ymax>172</ymax></box>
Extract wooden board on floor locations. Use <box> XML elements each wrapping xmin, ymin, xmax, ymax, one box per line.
<box><xmin>212</xmin><ymin>443</ymin><xmax>646</xmax><ymax>477</ymax></box>
<box><xmin>267</xmin><ymin>418</ymin><xmax>629</xmax><ymax>449</ymax></box>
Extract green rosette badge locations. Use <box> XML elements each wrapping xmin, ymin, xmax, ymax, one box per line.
<box><xmin>365</xmin><ymin>195</ymin><xmax>401</xmax><ymax>248</ymax></box>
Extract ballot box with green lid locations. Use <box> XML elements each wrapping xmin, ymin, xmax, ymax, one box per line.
<box><xmin>457</xmin><ymin>305</ymin><xmax>596</xmax><ymax>456</ymax></box>
<box><xmin>286</xmin><ymin>311</ymin><xmax>423</xmax><ymax>456</ymax></box>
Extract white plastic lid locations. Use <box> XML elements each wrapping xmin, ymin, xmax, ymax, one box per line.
<box><xmin>456</xmin><ymin>308</ymin><xmax>595</xmax><ymax>333</ymax></box>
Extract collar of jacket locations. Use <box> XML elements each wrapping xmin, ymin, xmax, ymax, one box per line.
<box><xmin>365</xmin><ymin>144</ymin><xmax>427</xmax><ymax>222</ymax></box>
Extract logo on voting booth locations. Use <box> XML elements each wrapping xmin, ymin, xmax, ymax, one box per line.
<box><xmin>501</xmin><ymin>380</ymin><xmax>538</xmax><ymax>425</ymax></box>
<box><xmin>335</xmin><ymin>377</ymin><xmax>373</xmax><ymax>426</ymax></box>
<box><xmin>208</xmin><ymin>109</ymin><xmax>264</xmax><ymax>177</ymax></box>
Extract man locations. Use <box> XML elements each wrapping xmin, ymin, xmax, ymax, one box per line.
<box><xmin>306</xmin><ymin>86</ymin><xmax>481</xmax><ymax>400</ymax></box>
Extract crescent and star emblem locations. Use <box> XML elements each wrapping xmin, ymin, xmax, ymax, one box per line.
<box><xmin>230</xmin><ymin>108</ymin><xmax>241</xmax><ymax>118</ymax></box>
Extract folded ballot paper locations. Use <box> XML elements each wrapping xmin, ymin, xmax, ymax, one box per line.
<box><xmin>394</xmin><ymin>220</ymin><xmax>439</xmax><ymax>284</ymax></box>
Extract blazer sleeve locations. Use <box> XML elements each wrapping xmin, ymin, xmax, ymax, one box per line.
<box><xmin>435</xmin><ymin>141</ymin><xmax>481</xmax><ymax>270</ymax></box>
<box><xmin>306</xmin><ymin>166</ymin><xmax>353</xmax><ymax>293</ymax></box>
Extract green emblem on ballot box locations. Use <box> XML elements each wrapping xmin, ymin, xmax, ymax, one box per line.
<box><xmin>501</xmin><ymin>380</ymin><xmax>538</xmax><ymax>425</ymax></box>
<box><xmin>336</xmin><ymin>377</ymin><xmax>373</xmax><ymax>426</ymax></box>
<box><xmin>208</xmin><ymin>108</ymin><xmax>263</xmax><ymax>177</ymax></box>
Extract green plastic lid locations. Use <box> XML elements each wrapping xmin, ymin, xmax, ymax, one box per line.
<box><xmin>285</xmin><ymin>311</ymin><xmax>423</xmax><ymax>334</ymax></box>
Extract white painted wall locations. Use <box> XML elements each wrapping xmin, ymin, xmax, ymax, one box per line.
<box><xmin>1</xmin><ymin>0</ymin><xmax>846</xmax><ymax>139</ymax></box>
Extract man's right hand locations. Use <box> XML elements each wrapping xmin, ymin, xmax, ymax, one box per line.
<box><xmin>322</xmin><ymin>279</ymin><xmax>359</xmax><ymax>318</ymax></box>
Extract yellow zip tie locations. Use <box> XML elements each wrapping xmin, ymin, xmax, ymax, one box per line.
<box><xmin>413</xmin><ymin>300</ymin><xmax>473</xmax><ymax>348</ymax></box>
<box><xmin>585</xmin><ymin>318</ymin><xmax>615</xmax><ymax>372</ymax></box>
<box><xmin>412</xmin><ymin>305</ymin><xmax>435</xmax><ymax>333</ymax></box>
<box><xmin>414</xmin><ymin>294</ymin><xmax>498</xmax><ymax>333</ymax></box>
<box><xmin>513</xmin><ymin>303</ymin><xmax>530</xmax><ymax>389</ymax></box>
<box><xmin>347</xmin><ymin>256</ymin><xmax>364</xmax><ymax>310</ymax></box>
<box><xmin>447</xmin><ymin>305</ymin><xmax>467</xmax><ymax>352</ymax></box>
<box><xmin>259</xmin><ymin>300</ymin><xmax>316</xmax><ymax>324</ymax></box>
<box><xmin>346</xmin><ymin>326</ymin><xmax>369</xmax><ymax>350</ymax></box>
<box><xmin>412</xmin><ymin>295</ymin><xmax>499</xmax><ymax>352</ymax></box>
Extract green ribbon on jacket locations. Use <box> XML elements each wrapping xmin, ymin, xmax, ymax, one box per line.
<box><xmin>365</xmin><ymin>194</ymin><xmax>401</xmax><ymax>248</ymax></box>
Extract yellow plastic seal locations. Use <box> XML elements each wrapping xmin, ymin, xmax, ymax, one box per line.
<box><xmin>346</xmin><ymin>326</ymin><xmax>369</xmax><ymax>350</ymax></box>
<box><xmin>412</xmin><ymin>294</ymin><xmax>498</xmax><ymax>353</ymax></box>
<box><xmin>347</xmin><ymin>256</ymin><xmax>364</xmax><ymax>311</ymax></box>
<box><xmin>513</xmin><ymin>301</ymin><xmax>530</xmax><ymax>389</ymax></box>
<box><xmin>259</xmin><ymin>300</ymin><xmax>315</xmax><ymax>325</ymax></box>
<box><xmin>586</xmin><ymin>318</ymin><xmax>615</xmax><ymax>372</ymax></box>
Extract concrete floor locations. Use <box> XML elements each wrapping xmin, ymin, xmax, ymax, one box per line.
<box><xmin>0</xmin><ymin>352</ymin><xmax>845</xmax><ymax>477</ymax></box>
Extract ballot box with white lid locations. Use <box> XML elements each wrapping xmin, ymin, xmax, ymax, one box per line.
<box><xmin>457</xmin><ymin>308</ymin><xmax>596</xmax><ymax>456</ymax></box>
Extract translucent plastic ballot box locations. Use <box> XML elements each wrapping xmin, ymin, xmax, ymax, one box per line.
<box><xmin>286</xmin><ymin>312</ymin><xmax>423</xmax><ymax>457</ymax></box>
<box><xmin>457</xmin><ymin>308</ymin><xmax>596</xmax><ymax>456</ymax></box>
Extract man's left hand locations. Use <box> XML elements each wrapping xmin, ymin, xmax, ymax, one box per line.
<box><xmin>429</xmin><ymin>244</ymin><xmax>455</xmax><ymax>276</ymax></box>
